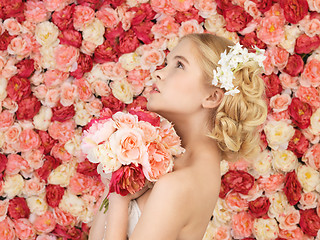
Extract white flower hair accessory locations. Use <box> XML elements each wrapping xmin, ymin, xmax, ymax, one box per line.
<box><xmin>212</xmin><ymin>42</ymin><xmax>266</xmax><ymax>96</ymax></box>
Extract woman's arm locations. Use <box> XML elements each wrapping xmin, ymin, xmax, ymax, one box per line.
<box><xmin>88</xmin><ymin>190</ymin><xmax>130</xmax><ymax>240</ymax></box>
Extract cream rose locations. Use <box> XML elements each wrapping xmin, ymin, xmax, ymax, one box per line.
<box><xmin>33</xmin><ymin>106</ymin><xmax>52</xmax><ymax>131</ymax></box>
<box><xmin>204</xmin><ymin>13</ymin><xmax>226</xmax><ymax>33</ymax></box>
<box><xmin>0</xmin><ymin>77</ymin><xmax>8</xmax><ymax>101</ymax></box>
<box><xmin>213</xmin><ymin>198</ymin><xmax>232</xmax><ymax>225</ymax></box>
<box><xmin>26</xmin><ymin>194</ymin><xmax>48</xmax><ymax>215</ymax></box>
<box><xmin>271</xmin><ymin>149</ymin><xmax>298</xmax><ymax>172</ymax></box>
<box><xmin>309</xmin><ymin>107</ymin><xmax>320</xmax><ymax>135</ymax></box>
<box><xmin>279</xmin><ymin>24</ymin><xmax>303</xmax><ymax>54</ymax></box>
<box><xmin>268</xmin><ymin>191</ymin><xmax>292</xmax><ymax>221</ymax></box>
<box><xmin>35</xmin><ymin>21</ymin><xmax>60</xmax><ymax>47</ymax></box>
<box><xmin>118</xmin><ymin>52</ymin><xmax>140</xmax><ymax>72</ymax></box>
<box><xmin>167</xmin><ymin>36</ymin><xmax>179</xmax><ymax>51</ymax></box>
<box><xmin>250</xmin><ymin>150</ymin><xmax>273</xmax><ymax>178</ymax></box>
<box><xmin>39</xmin><ymin>46</ymin><xmax>57</xmax><ymax>70</ymax></box>
<box><xmin>220</xmin><ymin>159</ymin><xmax>229</xmax><ymax>176</ymax></box>
<box><xmin>3</xmin><ymin>174</ymin><xmax>24</xmax><ymax>199</ymax></box>
<box><xmin>252</xmin><ymin>218</ymin><xmax>279</xmax><ymax>240</ymax></box>
<box><xmin>86</xmin><ymin>64</ymin><xmax>107</xmax><ymax>83</ymax></box>
<box><xmin>110</xmin><ymin>79</ymin><xmax>134</xmax><ymax>104</ymax></box>
<box><xmin>264</xmin><ymin>120</ymin><xmax>295</xmax><ymax>150</ymax></box>
<box><xmin>297</xmin><ymin>164</ymin><xmax>320</xmax><ymax>192</ymax></box>
<box><xmin>74</xmin><ymin>108</ymin><xmax>92</xmax><ymax>126</ymax></box>
<box><xmin>59</xmin><ymin>190</ymin><xmax>86</xmax><ymax>217</ymax></box>
<box><xmin>47</xmin><ymin>162</ymin><xmax>76</xmax><ymax>187</ymax></box>
<box><xmin>82</xmin><ymin>18</ymin><xmax>105</xmax><ymax>46</ymax></box>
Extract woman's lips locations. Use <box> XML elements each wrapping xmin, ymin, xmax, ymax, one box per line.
<box><xmin>151</xmin><ymin>83</ymin><xmax>160</xmax><ymax>93</ymax></box>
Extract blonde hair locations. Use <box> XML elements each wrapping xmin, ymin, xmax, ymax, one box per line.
<box><xmin>179</xmin><ymin>33</ymin><xmax>268</xmax><ymax>162</ymax></box>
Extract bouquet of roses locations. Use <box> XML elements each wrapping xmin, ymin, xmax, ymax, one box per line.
<box><xmin>80</xmin><ymin>108</ymin><xmax>185</xmax><ymax>212</ymax></box>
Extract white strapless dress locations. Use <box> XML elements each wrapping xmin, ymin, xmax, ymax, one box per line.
<box><xmin>127</xmin><ymin>199</ymin><xmax>141</xmax><ymax>238</ymax></box>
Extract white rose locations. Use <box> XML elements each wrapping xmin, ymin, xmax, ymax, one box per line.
<box><xmin>268</xmin><ymin>191</ymin><xmax>292</xmax><ymax>221</ymax></box>
<box><xmin>47</xmin><ymin>162</ymin><xmax>76</xmax><ymax>187</ymax></box>
<box><xmin>110</xmin><ymin>79</ymin><xmax>134</xmax><ymax>104</ymax></box>
<box><xmin>279</xmin><ymin>24</ymin><xmax>302</xmax><ymax>54</ymax></box>
<box><xmin>297</xmin><ymin>164</ymin><xmax>320</xmax><ymax>192</ymax></box>
<box><xmin>74</xmin><ymin>108</ymin><xmax>92</xmax><ymax>126</ymax></box>
<box><xmin>26</xmin><ymin>193</ymin><xmax>48</xmax><ymax>215</ymax></box>
<box><xmin>252</xmin><ymin>218</ymin><xmax>279</xmax><ymax>240</ymax></box>
<box><xmin>212</xmin><ymin>198</ymin><xmax>232</xmax><ymax>225</ymax></box>
<box><xmin>3</xmin><ymin>174</ymin><xmax>24</xmax><ymax>199</ymax></box>
<box><xmin>309</xmin><ymin>107</ymin><xmax>320</xmax><ymax>135</ymax></box>
<box><xmin>64</xmin><ymin>128</ymin><xmax>83</xmax><ymax>158</ymax></box>
<box><xmin>194</xmin><ymin>0</ymin><xmax>217</xmax><ymax>18</ymax></box>
<box><xmin>35</xmin><ymin>21</ymin><xmax>60</xmax><ymax>47</ymax></box>
<box><xmin>82</xmin><ymin>18</ymin><xmax>105</xmax><ymax>46</ymax></box>
<box><xmin>204</xmin><ymin>14</ymin><xmax>226</xmax><ymax>33</ymax></box>
<box><xmin>33</xmin><ymin>106</ymin><xmax>52</xmax><ymax>131</ymax></box>
<box><xmin>250</xmin><ymin>150</ymin><xmax>273</xmax><ymax>178</ymax></box>
<box><xmin>166</xmin><ymin>36</ymin><xmax>179</xmax><ymax>52</ymax></box>
<box><xmin>220</xmin><ymin>159</ymin><xmax>229</xmax><ymax>176</ymax></box>
<box><xmin>264</xmin><ymin>120</ymin><xmax>295</xmax><ymax>150</ymax></box>
<box><xmin>118</xmin><ymin>52</ymin><xmax>140</xmax><ymax>71</ymax></box>
<box><xmin>272</xmin><ymin>149</ymin><xmax>298</xmax><ymax>172</ymax></box>
<box><xmin>39</xmin><ymin>46</ymin><xmax>57</xmax><ymax>70</ymax></box>
<box><xmin>0</xmin><ymin>77</ymin><xmax>7</xmax><ymax>101</ymax></box>
<box><xmin>85</xmin><ymin>64</ymin><xmax>107</xmax><ymax>83</ymax></box>
<box><xmin>59</xmin><ymin>190</ymin><xmax>86</xmax><ymax>217</ymax></box>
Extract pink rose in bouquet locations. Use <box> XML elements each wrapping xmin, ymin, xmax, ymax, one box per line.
<box><xmin>131</xmin><ymin>21</ymin><xmax>155</xmax><ymax>45</ymax></box>
<box><xmin>8</xmin><ymin>197</ymin><xmax>30</xmax><ymax>219</ymax></box>
<box><xmin>0</xmin><ymin>154</ymin><xmax>8</xmax><ymax>174</ymax></box>
<box><xmin>118</xmin><ymin>29</ymin><xmax>140</xmax><ymax>54</ymax></box>
<box><xmin>13</xmin><ymin>218</ymin><xmax>36</xmax><ymax>239</ymax></box>
<box><xmin>251</xmin><ymin>0</ymin><xmax>273</xmax><ymax>13</ymax></box>
<box><xmin>6</xmin><ymin>76</ymin><xmax>31</xmax><ymax>102</ymax></box>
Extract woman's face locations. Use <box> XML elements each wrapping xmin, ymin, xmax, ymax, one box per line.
<box><xmin>147</xmin><ymin>38</ymin><xmax>209</xmax><ymax>117</ymax></box>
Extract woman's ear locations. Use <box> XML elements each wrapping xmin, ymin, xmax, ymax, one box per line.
<box><xmin>201</xmin><ymin>87</ymin><xmax>224</xmax><ymax>109</ymax></box>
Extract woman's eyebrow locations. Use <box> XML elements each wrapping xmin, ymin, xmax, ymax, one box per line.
<box><xmin>164</xmin><ymin>55</ymin><xmax>190</xmax><ymax>65</ymax></box>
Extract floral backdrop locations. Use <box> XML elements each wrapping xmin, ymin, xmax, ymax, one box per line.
<box><xmin>0</xmin><ymin>0</ymin><xmax>320</xmax><ymax>239</ymax></box>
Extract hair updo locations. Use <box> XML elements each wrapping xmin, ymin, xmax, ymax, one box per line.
<box><xmin>179</xmin><ymin>33</ymin><xmax>268</xmax><ymax>162</ymax></box>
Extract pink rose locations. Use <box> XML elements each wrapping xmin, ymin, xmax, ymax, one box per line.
<box><xmin>150</xmin><ymin>15</ymin><xmax>179</xmax><ymax>38</ymax></box>
<box><xmin>48</xmin><ymin>120</ymin><xmax>75</xmax><ymax>143</ymax></box>
<box><xmin>0</xmin><ymin>110</ymin><xmax>14</xmax><ymax>131</ymax></box>
<box><xmin>91</xmin><ymin>80</ymin><xmax>111</xmax><ymax>97</ymax></box>
<box><xmin>54</xmin><ymin>45</ymin><xmax>79</xmax><ymax>72</ymax></box>
<box><xmin>150</xmin><ymin>0</ymin><xmax>176</xmax><ymax>16</ymax></box>
<box><xmin>131</xmin><ymin>21</ymin><xmax>155</xmax><ymax>45</ymax></box>
<box><xmin>72</xmin><ymin>5</ymin><xmax>95</xmax><ymax>31</ymax></box>
<box><xmin>303</xmin><ymin>144</ymin><xmax>320</xmax><ymax>170</ymax></box>
<box><xmin>44</xmin><ymin>70</ymin><xmax>69</xmax><ymax>89</ymax></box>
<box><xmin>223</xmin><ymin>5</ymin><xmax>253</xmax><ymax>32</ymax></box>
<box><xmin>175</xmin><ymin>6</ymin><xmax>204</xmax><ymax>24</ymax></box>
<box><xmin>77</xmin><ymin>0</ymin><xmax>102</xmax><ymax>10</ymax></box>
<box><xmin>300</xmin><ymin>58</ymin><xmax>320</xmax><ymax>88</ymax></box>
<box><xmin>16</xmin><ymin>94</ymin><xmax>41</xmax><ymax>120</ymax></box>
<box><xmin>96</xmin><ymin>6</ymin><xmax>119</xmax><ymax>28</ymax></box>
<box><xmin>231</xmin><ymin>211</ymin><xmax>254</xmax><ymax>239</ymax></box>
<box><xmin>33</xmin><ymin>211</ymin><xmax>56</xmax><ymax>234</ymax></box>
<box><xmin>109</xmin><ymin>163</ymin><xmax>146</xmax><ymax>196</ymax></box>
<box><xmin>19</xmin><ymin>129</ymin><xmax>41</xmax><ymax>152</ymax></box>
<box><xmin>50</xmin><ymin>142</ymin><xmax>73</xmax><ymax>163</ymax></box>
<box><xmin>2</xmin><ymin>0</ymin><xmax>25</xmax><ymax>23</ymax></box>
<box><xmin>0</xmin><ymin>154</ymin><xmax>8</xmax><ymax>174</ymax></box>
<box><xmin>60</xmin><ymin>82</ymin><xmax>78</xmax><ymax>107</ymax></box>
<box><xmin>257</xmin><ymin>173</ymin><xmax>285</xmax><ymax>194</ymax></box>
<box><xmin>299</xmin><ymin>192</ymin><xmax>319</xmax><ymax>209</ymax></box>
<box><xmin>76</xmin><ymin>158</ymin><xmax>99</xmax><ymax>178</ymax></box>
<box><xmin>283</xmin><ymin>54</ymin><xmax>304</xmax><ymax>77</ymax></box>
<box><xmin>279</xmin><ymin>209</ymin><xmax>300</xmax><ymax>230</ymax></box>
<box><xmin>24</xmin><ymin>0</ymin><xmax>50</xmax><ymax>23</ymax></box>
<box><xmin>225</xmin><ymin>192</ymin><xmax>249</xmax><ymax>212</ymax></box>
<box><xmin>46</xmin><ymin>184</ymin><xmax>65</xmax><ymax>208</ymax></box>
<box><xmin>240</xmin><ymin>31</ymin><xmax>267</xmax><ymax>50</ymax></box>
<box><xmin>43</xmin><ymin>0</ymin><xmax>68</xmax><ymax>11</ymax></box>
<box><xmin>52</xmin><ymin>224</ymin><xmax>83</xmax><ymax>240</ymax></box>
<box><xmin>0</xmin><ymin>199</ymin><xmax>9</xmax><ymax>221</ymax></box>
<box><xmin>296</xmin><ymin>85</ymin><xmax>320</xmax><ymax>108</ymax></box>
<box><xmin>278</xmin><ymin>227</ymin><xmax>304</xmax><ymax>240</ymax></box>
<box><xmin>70</xmin><ymin>53</ymin><xmax>93</xmax><ymax>79</ymax></box>
<box><xmin>6</xmin><ymin>76</ymin><xmax>31</xmax><ymax>102</ymax></box>
<box><xmin>269</xmin><ymin>46</ymin><xmax>289</xmax><ymax>70</ymax></box>
<box><xmin>53</xmin><ymin>207</ymin><xmax>77</xmax><ymax>227</ymax></box>
<box><xmin>51</xmin><ymin>4</ymin><xmax>75</xmax><ymax>31</ymax></box>
<box><xmin>294</xmin><ymin>34</ymin><xmax>320</xmax><ymax>54</ymax></box>
<box><xmin>129</xmin><ymin>108</ymin><xmax>161</xmax><ymax>127</ymax></box>
<box><xmin>0</xmin><ymin>217</ymin><xmax>15</xmax><ymax>240</ymax></box>
<box><xmin>24</xmin><ymin>176</ymin><xmax>45</xmax><ymax>197</ymax></box>
<box><xmin>13</xmin><ymin>218</ymin><xmax>36</xmax><ymax>240</ymax></box>
<box><xmin>8</xmin><ymin>197</ymin><xmax>30</xmax><ymax>219</ymax></box>
<box><xmin>270</xmin><ymin>94</ymin><xmax>291</xmax><ymax>112</ymax></box>
<box><xmin>257</xmin><ymin>16</ymin><xmax>285</xmax><ymax>45</ymax></box>
<box><xmin>68</xmin><ymin>172</ymin><xmax>95</xmax><ymax>195</ymax></box>
<box><xmin>127</xmin><ymin>96</ymin><xmax>148</xmax><ymax>111</ymax></box>
<box><xmin>74</xmin><ymin>78</ymin><xmax>92</xmax><ymax>101</ymax></box>
<box><xmin>221</xmin><ymin>170</ymin><xmax>255</xmax><ymax>195</ymax></box>
<box><xmin>21</xmin><ymin>149</ymin><xmax>44</xmax><ymax>170</ymax></box>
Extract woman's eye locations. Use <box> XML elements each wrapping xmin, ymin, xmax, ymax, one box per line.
<box><xmin>176</xmin><ymin>61</ymin><xmax>184</xmax><ymax>69</ymax></box>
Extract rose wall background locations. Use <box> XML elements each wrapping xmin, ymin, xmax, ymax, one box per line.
<box><xmin>1</xmin><ymin>0</ymin><xmax>320</xmax><ymax>239</ymax></box>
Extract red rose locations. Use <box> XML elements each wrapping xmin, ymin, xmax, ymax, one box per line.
<box><xmin>94</xmin><ymin>39</ymin><xmax>119</xmax><ymax>63</ymax></box>
<box><xmin>6</xmin><ymin>76</ymin><xmax>31</xmax><ymax>102</ymax></box>
<box><xmin>280</xmin><ymin>0</ymin><xmax>308</xmax><ymax>24</ymax></box>
<box><xmin>126</xmin><ymin>96</ymin><xmax>148</xmax><ymax>111</ymax></box>
<box><xmin>53</xmin><ymin>225</ymin><xmax>83</xmax><ymax>240</ymax></box>
<box><xmin>129</xmin><ymin>3</ymin><xmax>157</xmax><ymax>26</ymax></box>
<box><xmin>109</xmin><ymin>163</ymin><xmax>145</xmax><ymax>196</ymax></box>
<box><xmin>294</xmin><ymin>34</ymin><xmax>320</xmax><ymax>54</ymax></box>
<box><xmin>15</xmin><ymin>59</ymin><xmax>35</xmax><ymax>78</ymax></box>
<box><xmin>0</xmin><ymin>153</ymin><xmax>8</xmax><ymax>173</ymax></box>
<box><xmin>175</xmin><ymin>7</ymin><xmax>205</xmax><ymax>24</ymax></box>
<box><xmin>299</xmin><ymin>208</ymin><xmax>320</xmax><ymax>237</ymax></box>
<box><xmin>38</xmin><ymin>131</ymin><xmax>58</xmax><ymax>155</ymax></box>
<box><xmin>2</xmin><ymin>0</ymin><xmax>25</xmax><ymax>23</ymax></box>
<box><xmin>51</xmin><ymin>4</ymin><xmax>75</xmax><ymax>31</ymax></box>
<box><xmin>35</xmin><ymin>155</ymin><xmax>61</xmax><ymax>182</ymax></box>
<box><xmin>8</xmin><ymin>197</ymin><xmax>30</xmax><ymax>219</ymax></box>
<box><xmin>283</xmin><ymin>170</ymin><xmax>302</xmax><ymax>205</ymax></box>
<box><xmin>216</xmin><ymin>0</ymin><xmax>234</xmax><ymax>10</ymax></box>
<box><xmin>240</xmin><ymin>32</ymin><xmax>267</xmax><ymax>51</ymax></box>
<box><xmin>283</xmin><ymin>54</ymin><xmax>304</xmax><ymax>77</ymax></box>
<box><xmin>101</xmin><ymin>93</ymin><xmax>125</xmax><ymax>113</ymax></box>
<box><xmin>288</xmin><ymin>97</ymin><xmax>312</xmax><ymax>129</ymax></box>
<box><xmin>77</xmin><ymin>0</ymin><xmax>103</xmax><ymax>10</ymax></box>
<box><xmin>106</xmin><ymin>0</ymin><xmax>126</xmax><ymax>8</ymax></box>
<box><xmin>0</xmin><ymin>30</ymin><xmax>16</xmax><ymax>51</ymax></box>
<box><xmin>219</xmin><ymin>180</ymin><xmax>231</xmax><ymax>198</ymax></box>
<box><xmin>221</xmin><ymin>170</ymin><xmax>255</xmax><ymax>195</ymax></box>
<box><xmin>287</xmin><ymin>129</ymin><xmax>309</xmax><ymax>158</ymax></box>
<box><xmin>248</xmin><ymin>196</ymin><xmax>271</xmax><ymax>218</ymax></box>
<box><xmin>76</xmin><ymin>158</ymin><xmax>99</xmax><ymax>178</ymax></box>
<box><xmin>118</xmin><ymin>29</ymin><xmax>140</xmax><ymax>54</ymax></box>
<box><xmin>251</xmin><ymin>0</ymin><xmax>273</xmax><ymax>13</ymax></box>
<box><xmin>51</xmin><ymin>102</ymin><xmax>75</xmax><ymax>122</ymax></box>
<box><xmin>16</xmin><ymin>94</ymin><xmax>41</xmax><ymax>120</ymax></box>
<box><xmin>58</xmin><ymin>29</ymin><xmax>82</xmax><ymax>48</ymax></box>
<box><xmin>132</xmin><ymin>21</ymin><xmax>155</xmax><ymax>45</ymax></box>
<box><xmin>223</xmin><ymin>5</ymin><xmax>253</xmax><ymax>32</ymax></box>
<box><xmin>260</xmin><ymin>130</ymin><xmax>268</xmax><ymax>151</ymax></box>
<box><xmin>70</xmin><ymin>53</ymin><xmax>93</xmax><ymax>79</ymax></box>
<box><xmin>46</xmin><ymin>184</ymin><xmax>65</xmax><ymax>208</ymax></box>
<box><xmin>104</xmin><ymin>22</ymin><xmax>125</xmax><ymax>43</ymax></box>
<box><xmin>262</xmin><ymin>73</ymin><xmax>283</xmax><ymax>98</ymax></box>
<box><xmin>128</xmin><ymin>108</ymin><xmax>161</xmax><ymax>127</ymax></box>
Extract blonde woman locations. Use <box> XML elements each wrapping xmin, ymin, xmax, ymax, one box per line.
<box><xmin>88</xmin><ymin>33</ymin><xmax>268</xmax><ymax>240</ymax></box>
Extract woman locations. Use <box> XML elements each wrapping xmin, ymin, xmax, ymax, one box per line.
<box><xmin>88</xmin><ymin>33</ymin><xmax>267</xmax><ymax>240</ymax></box>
